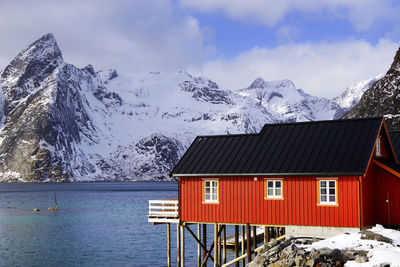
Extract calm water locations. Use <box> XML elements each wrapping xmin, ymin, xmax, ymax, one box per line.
<box><xmin>0</xmin><ymin>182</ymin><xmax>193</xmax><ymax>267</ymax></box>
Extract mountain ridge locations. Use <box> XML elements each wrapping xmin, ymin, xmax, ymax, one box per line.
<box><xmin>0</xmin><ymin>33</ymin><xmax>379</xmax><ymax>182</ymax></box>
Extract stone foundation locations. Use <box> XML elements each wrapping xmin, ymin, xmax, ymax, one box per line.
<box><xmin>285</xmin><ymin>225</ymin><xmax>359</xmax><ymax>239</ymax></box>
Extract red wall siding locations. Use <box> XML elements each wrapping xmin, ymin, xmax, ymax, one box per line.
<box><xmin>375</xmin><ymin>167</ymin><xmax>400</xmax><ymax>225</ymax></box>
<box><xmin>362</xmin><ymin>163</ymin><xmax>377</xmax><ymax>227</ymax></box>
<box><xmin>179</xmin><ymin>176</ymin><xmax>360</xmax><ymax>227</ymax></box>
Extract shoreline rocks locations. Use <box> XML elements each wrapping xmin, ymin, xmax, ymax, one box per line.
<box><xmin>249</xmin><ymin>238</ymin><xmax>369</xmax><ymax>267</ymax></box>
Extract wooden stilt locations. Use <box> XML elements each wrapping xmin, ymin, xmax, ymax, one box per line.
<box><xmin>264</xmin><ymin>226</ymin><xmax>269</xmax><ymax>244</ymax></box>
<box><xmin>201</xmin><ymin>226</ymin><xmax>224</xmax><ymax>267</ymax></box>
<box><xmin>184</xmin><ymin>225</ymin><xmax>214</xmax><ymax>262</ymax></box>
<box><xmin>197</xmin><ymin>224</ymin><xmax>201</xmax><ymax>267</ymax></box>
<box><xmin>252</xmin><ymin>226</ymin><xmax>257</xmax><ymax>255</ymax></box>
<box><xmin>167</xmin><ymin>223</ymin><xmax>171</xmax><ymax>267</ymax></box>
<box><xmin>234</xmin><ymin>225</ymin><xmax>239</xmax><ymax>267</ymax></box>
<box><xmin>218</xmin><ymin>224</ymin><xmax>221</xmax><ymax>266</ymax></box>
<box><xmin>246</xmin><ymin>224</ymin><xmax>251</xmax><ymax>264</ymax></box>
<box><xmin>214</xmin><ymin>224</ymin><xmax>218</xmax><ymax>267</ymax></box>
<box><xmin>203</xmin><ymin>224</ymin><xmax>207</xmax><ymax>260</ymax></box>
<box><xmin>177</xmin><ymin>223</ymin><xmax>181</xmax><ymax>267</ymax></box>
<box><xmin>223</xmin><ymin>225</ymin><xmax>226</xmax><ymax>264</ymax></box>
<box><xmin>241</xmin><ymin>225</ymin><xmax>245</xmax><ymax>266</ymax></box>
<box><xmin>181</xmin><ymin>224</ymin><xmax>185</xmax><ymax>267</ymax></box>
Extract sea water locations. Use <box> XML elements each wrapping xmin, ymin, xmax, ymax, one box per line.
<box><xmin>0</xmin><ymin>182</ymin><xmax>247</xmax><ymax>267</ymax></box>
<box><xmin>0</xmin><ymin>182</ymin><xmax>185</xmax><ymax>267</ymax></box>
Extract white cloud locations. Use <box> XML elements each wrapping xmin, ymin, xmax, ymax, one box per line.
<box><xmin>189</xmin><ymin>39</ymin><xmax>399</xmax><ymax>98</ymax></box>
<box><xmin>0</xmin><ymin>0</ymin><xmax>213</xmax><ymax>73</ymax></box>
<box><xmin>179</xmin><ymin>0</ymin><xmax>400</xmax><ymax>31</ymax></box>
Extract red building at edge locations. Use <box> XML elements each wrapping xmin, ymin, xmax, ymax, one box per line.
<box><xmin>171</xmin><ymin>117</ymin><xmax>400</xmax><ymax>237</ymax></box>
<box><xmin>149</xmin><ymin>117</ymin><xmax>400</xmax><ymax>266</ymax></box>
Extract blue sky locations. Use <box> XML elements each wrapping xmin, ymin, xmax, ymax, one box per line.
<box><xmin>0</xmin><ymin>0</ymin><xmax>399</xmax><ymax>97</ymax></box>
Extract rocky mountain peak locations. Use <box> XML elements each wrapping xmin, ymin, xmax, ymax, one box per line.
<box><xmin>249</xmin><ymin>77</ymin><xmax>266</xmax><ymax>89</ymax></box>
<box><xmin>4</xmin><ymin>33</ymin><xmax>62</xmax><ymax>71</ymax></box>
<box><xmin>0</xmin><ymin>33</ymin><xmax>63</xmax><ymax>116</ymax></box>
<box><xmin>342</xmin><ymin>47</ymin><xmax>400</xmax><ymax>129</ymax></box>
<box><xmin>388</xmin><ymin>47</ymin><xmax>400</xmax><ymax>74</ymax></box>
<box><xmin>248</xmin><ymin>77</ymin><xmax>295</xmax><ymax>91</ymax></box>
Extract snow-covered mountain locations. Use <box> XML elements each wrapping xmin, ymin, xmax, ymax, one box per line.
<box><xmin>0</xmin><ymin>33</ymin><xmax>375</xmax><ymax>182</ymax></box>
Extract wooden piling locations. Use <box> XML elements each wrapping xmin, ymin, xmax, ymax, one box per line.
<box><xmin>218</xmin><ymin>224</ymin><xmax>221</xmax><ymax>266</ymax></box>
<box><xmin>214</xmin><ymin>224</ymin><xmax>218</xmax><ymax>267</ymax></box>
<box><xmin>181</xmin><ymin>224</ymin><xmax>185</xmax><ymax>267</ymax></box>
<box><xmin>198</xmin><ymin>224</ymin><xmax>201</xmax><ymax>266</ymax></box>
<box><xmin>264</xmin><ymin>226</ymin><xmax>269</xmax><ymax>244</ymax></box>
<box><xmin>246</xmin><ymin>224</ymin><xmax>251</xmax><ymax>263</ymax></box>
<box><xmin>167</xmin><ymin>223</ymin><xmax>171</xmax><ymax>267</ymax></box>
<box><xmin>203</xmin><ymin>224</ymin><xmax>207</xmax><ymax>259</ymax></box>
<box><xmin>241</xmin><ymin>225</ymin><xmax>245</xmax><ymax>266</ymax></box>
<box><xmin>223</xmin><ymin>225</ymin><xmax>226</xmax><ymax>264</ymax></box>
<box><xmin>234</xmin><ymin>225</ymin><xmax>239</xmax><ymax>267</ymax></box>
<box><xmin>177</xmin><ymin>223</ymin><xmax>181</xmax><ymax>267</ymax></box>
<box><xmin>252</xmin><ymin>226</ymin><xmax>257</xmax><ymax>255</ymax></box>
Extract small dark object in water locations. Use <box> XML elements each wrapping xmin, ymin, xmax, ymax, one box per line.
<box><xmin>33</xmin><ymin>208</ymin><xmax>40</xmax><ymax>212</ymax></box>
<box><xmin>48</xmin><ymin>192</ymin><xmax>59</xmax><ymax>210</ymax></box>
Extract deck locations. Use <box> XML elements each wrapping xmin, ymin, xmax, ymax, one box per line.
<box><xmin>148</xmin><ymin>199</ymin><xmax>179</xmax><ymax>223</ymax></box>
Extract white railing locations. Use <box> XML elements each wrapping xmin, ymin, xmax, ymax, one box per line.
<box><xmin>148</xmin><ymin>199</ymin><xmax>179</xmax><ymax>223</ymax></box>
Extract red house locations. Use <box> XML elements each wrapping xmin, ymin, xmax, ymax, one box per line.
<box><xmin>170</xmin><ymin>117</ymin><xmax>400</xmax><ymax>237</ymax></box>
<box><xmin>149</xmin><ymin>118</ymin><xmax>400</xmax><ymax>266</ymax></box>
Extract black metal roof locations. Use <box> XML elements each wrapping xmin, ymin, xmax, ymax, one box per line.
<box><xmin>389</xmin><ymin>131</ymin><xmax>400</xmax><ymax>162</ymax></box>
<box><xmin>171</xmin><ymin>118</ymin><xmax>384</xmax><ymax>177</ymax></box>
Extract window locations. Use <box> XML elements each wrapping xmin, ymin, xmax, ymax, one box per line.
<box><xmin>266</xmin><ymin>179</ymin><xmax>283</xmax><ymax>199</ymax></box>
<box><xmin>318</xmin><ymin>179</ymin><xmax>337</xmax><ymax>205</ymax></box>
<box><xmin>376</xmin><ymin>137</ymin><xmax>381</xmax><ymax>156</ymax></box>
<box><xmin>204</xmin><ymin>180</ymin><xmax>218</xmax><ymax>203</ymax></box>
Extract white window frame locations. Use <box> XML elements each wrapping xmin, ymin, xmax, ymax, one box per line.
<box><xmin>265</xmin><ymin>179</ymin><xmax>283</xmax><ymax>199</ymax></box>
<box><xmin>204</xmin><ymin>179</ymin><xmax>219</xmax><ymax>203</ymax></box>
<box><xmin>376</xmin><ymin>136</ymin><xmax>382</xmax><ymax>156</ymax></box>
<box><xmin>318</xmin><ymin>179</ymin><xmax>338</xmax><ymax>205</ymax></box>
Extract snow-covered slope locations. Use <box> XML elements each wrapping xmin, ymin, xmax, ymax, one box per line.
<box><xmin>0</xmin><ymin>33</ymin><xmax>375</xmax><ymax>182</ymax></box>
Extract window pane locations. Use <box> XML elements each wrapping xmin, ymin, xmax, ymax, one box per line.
<box><xmin>212</xmin><ymin>181</ymin><xmax>217</xmax><ymax>187</ymax></box>
<box><xmin>267</xmin><ymin>188</ymin><xmax>274</xmax><ymax>196</ymax></box>
<box><xmin>275</xmin><ymin>188</ymin><xmax>281</xmax><ymax>196</ymax></box>
<box><xmin>205</xmin><ymin>193</ymin><xmax>210</xmax><ymax>200</ymax></box>
<box><xmin>205</xmin><ymin>188</ymin><xmax>210</xmax><ymax>193</ymax></box>
<box><xmin>321</xmin><ymin>195</ymin><xmax>327</xmax><ymax>202</ymax></box>
<box><xmin>329</xmin><ymin>195</ymin><xmax>336</xmax><ymax>202</ymax></box>
<box><xmin>329</xmin><ymin>181</ymin><xmax>335</xmax><ymax>187</ymax></box>
<box><xmin>268</xmin><ymin>181</ymin><xmax>274</xmax><ymax>188</ymax></box>
<box><xmin>275</xmin><ymin>181</ymin><xmax>281</xmax><ymax>188</ymax></box>
<box><xmin>321</xmin><ymin>188</ymin><xmax>327</xmax><ymax>195</ymax></box>
<box><xmin>212</xmin><ymin>187</ymin><xmax>217</xmax><ymax>194</ymax></box>
<box><xmin>329</xmin><ymin>188</ymin><xmax>335</xmax><ymax>195</ymax></box>
<box><xmin>321</xmin><ymin>181</ymin><xmax>326</xmax><ymax>187</ymax></box>
<box><xmin>205</xmin><ymin>181</ymin><xmax>210</xmax><ymax>187</ymax></box>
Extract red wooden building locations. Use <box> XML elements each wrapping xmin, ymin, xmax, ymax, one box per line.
<box><xmin>150</xmin><ymin>118</ymin><xmax>400</xmax><ymax>266</ymax></box>
<box><xmin>172</xmin><ymin>118</ymin><xmax>400</xmax><ymax>233</ymax></box>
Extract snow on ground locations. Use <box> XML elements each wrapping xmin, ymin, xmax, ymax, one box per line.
<box><xmin>309</xmin><ymin>225</ymin><xmax>400</xmax><ymax>266</ymax></box>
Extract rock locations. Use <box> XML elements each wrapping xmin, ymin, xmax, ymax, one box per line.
<box><xmin>355</xmin><ymin>254</ymin><xmax>369</xmax><ymax>263</ymax></box>
<box><xmin>248</xmin><ymin>254</ymin><xmax>268</xmax><ymax>267</ymax></box>
<box><xmin>309</xmin><ymin>248</ymin><xmax>320</xmax><ymax>259</ymax></box>
<box><xmin>33</xmin><ymin>208</ymin><xmax>40</xmax><ymax>212</ymax></box>
<box><xmin>294</xmin><ymin>255</ymin><xmax>306</xmax><ymax>266</ymax></box>
<box><xmin>360</xmin><ymin>230</ymin><xmax>393</xmax><ymax>244</ymax></box>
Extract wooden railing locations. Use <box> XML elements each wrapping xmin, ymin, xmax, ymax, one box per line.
<box><xmin>148</xmin><ymin>199</ymin><xmax>179</xmax><ymax>223</ymax></box>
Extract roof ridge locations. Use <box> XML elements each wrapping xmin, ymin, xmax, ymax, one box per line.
<box><xmin>197</xmin><ymin>132</ymin><xmax>259</xmax><ymax>138</ymax></box>
<box><xmin>261</xmin><ymin>117</ymin><xmax>382</xmax><ymax>130</ymax></box>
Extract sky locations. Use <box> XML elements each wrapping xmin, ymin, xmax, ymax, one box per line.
<box><xmin>0</xmin><ymin>0</ymin><xmax>399</xmax><ymax>98</ymax></box>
